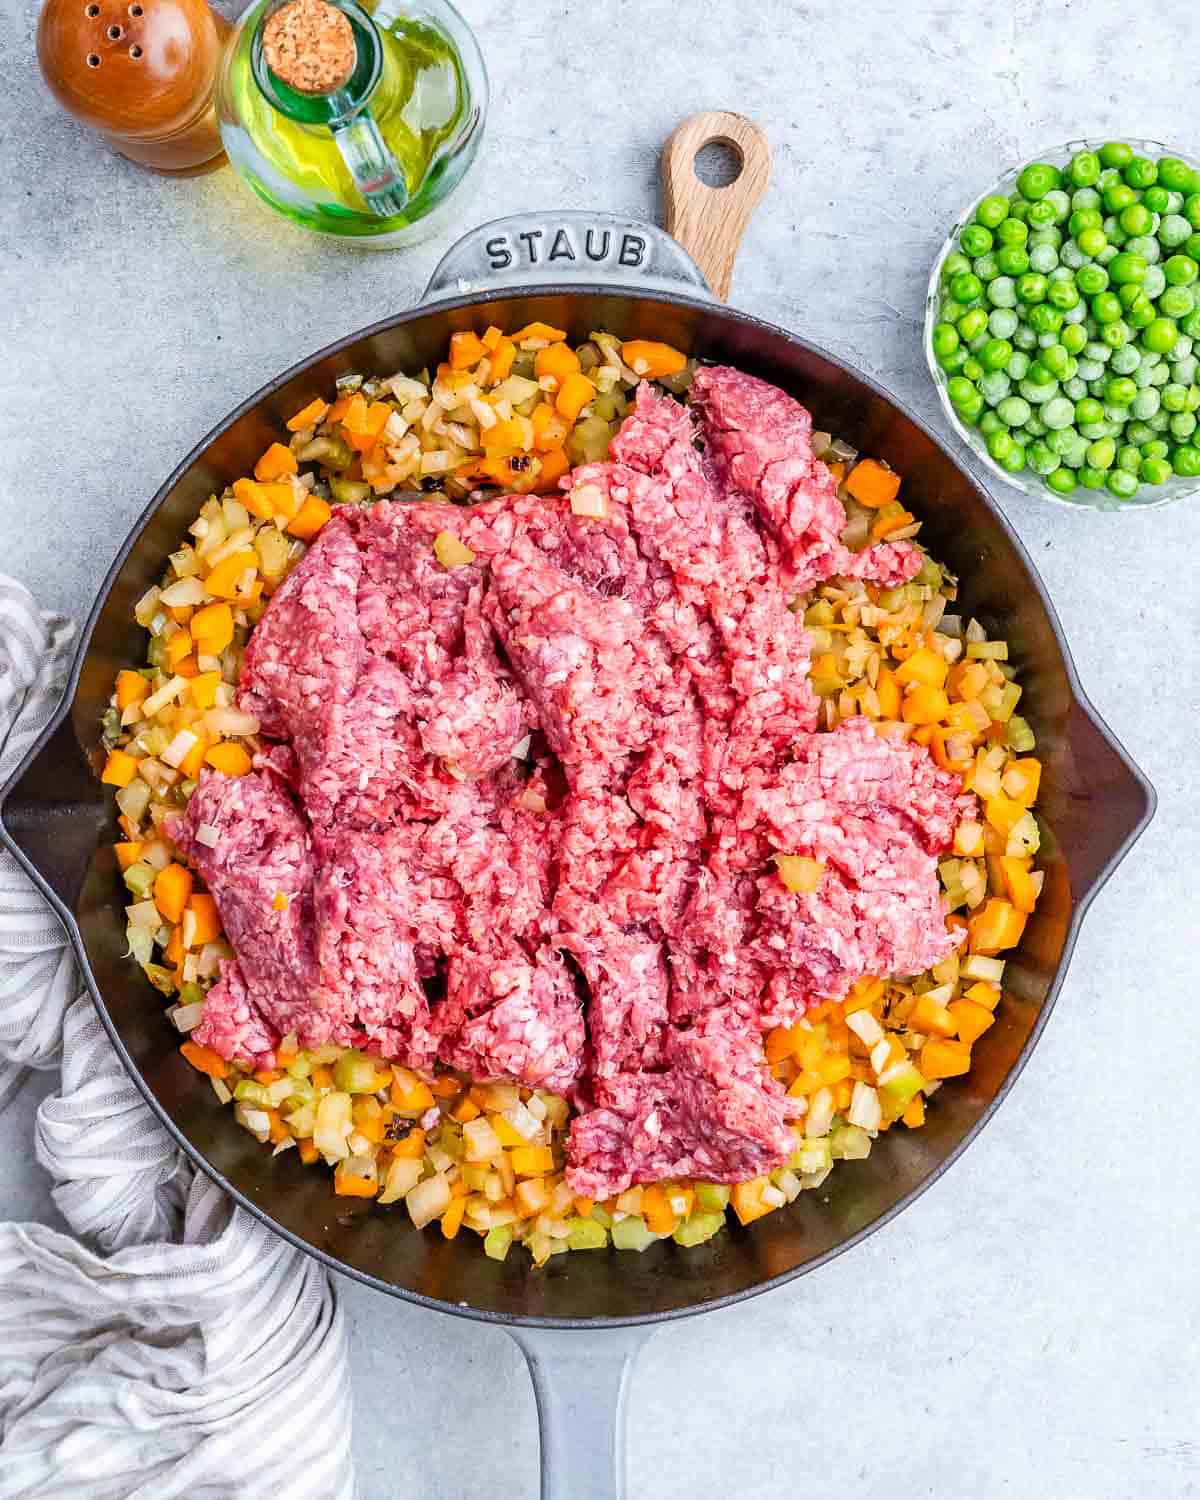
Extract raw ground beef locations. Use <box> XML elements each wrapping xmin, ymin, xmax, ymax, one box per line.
<box><xmin>180</xmin><ymin>366</ymin><xmax>973</xmax><ymax>1198</ymax></box>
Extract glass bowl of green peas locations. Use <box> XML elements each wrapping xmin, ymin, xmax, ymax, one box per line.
<box><xmin>925</xmin><ymin>138</ymin><xmax>1200</xmax><ymax>509</ymax></box>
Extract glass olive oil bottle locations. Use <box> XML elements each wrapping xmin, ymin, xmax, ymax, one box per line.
<box><xmin>217</xmin><ymin>0</ymin><xmax>486</xmax><ymax>245</ymax></box>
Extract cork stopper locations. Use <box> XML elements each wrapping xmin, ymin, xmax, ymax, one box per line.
<box><xmin>262</xmin><ymin>0</ymin><xmax>355</xmax><ymax>94</ymax></box>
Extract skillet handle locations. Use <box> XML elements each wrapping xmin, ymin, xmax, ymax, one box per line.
<box><xmin>0</xmin><ymin>705</ymin><xmax>103</xmax><ymax>923</ymax></box>
<box><xmin>1061</xmin><ymin>698</ymin><xmax>1156</xmax><ymax>905</ymax></box>
<box><xmin>508</xmin><ymin>1325</ymin><xmax>651</xmax><ymax>1500</ymax></box>
<box><xmin>422</xmin><ymin>211</ymin><xmax>713</xmax><ymax>301</ymax></box>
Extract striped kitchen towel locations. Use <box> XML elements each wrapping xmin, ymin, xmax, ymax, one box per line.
<box><xmin>0</xmin><ymin>577</ymin><xmax>356</xmax><ymax>1499</ymax></box>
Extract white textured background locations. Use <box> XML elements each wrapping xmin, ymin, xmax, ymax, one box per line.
<box><xmin>4</xmin><ymin>1</ymin><xmax>1199</xmax><ymax>1495</ymax></box>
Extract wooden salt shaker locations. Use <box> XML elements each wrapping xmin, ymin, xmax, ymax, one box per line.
<box><xmin>37</xmin><ymin>0</ymin><xmax>230</xmax><ymax>173</ymax></box>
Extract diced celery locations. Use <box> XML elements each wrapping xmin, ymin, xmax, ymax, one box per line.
<box><xmin>566</xmin><ymin>1217</ymin><xmax>608</xmax><ymax>1251</ymax></box>
<box><xmin>297</xmin><ymin>435</ymin><xmax>354</xmax><ymax>469</ymax></box>
<box><xmin>566</xmin><ymin>416</ymin><xmax>613</xmax><ymax>466</ymax></box>
<box><xmin>178</xmin><ymin>981</ymin><xmax>205</xmax><ymax>1009</ymax></box>
<box><xmin>966</xmin><ymin>640</ymin><xmax>1009</xmax><ymax>660</ymax></box>
<box><xmin>694</xmin><ymin>1182</ymin><xmax>732</xmax><ymax>1213</ymax></box>
<box><xmin>1006</xmin><ymin>714</ymin><xmax>1037</xmax><ymax>752</ymax></box>
<box><xmin>332</xmin><ymin>1049</ymin><xmax>385</xmax><ymax>1094</ymax></box>
<box><xmin>126</xmin><ymin>926</ymin><xmax>153</xmax><ymax>966</ymax></box>
<box><xmin>329</xmin><ymin>475</ymin><xmax>371</xmax><ymax>504</ymax></box>
<box><xmin>611</xmin><ymin>1214</ymin><xmax>656</xmax><ymax>1252</ymax></box>
<box><xmin>790</xmin><ymin>1137</ymin><xmax>833</xmax><ymax>1175</ymax></box>
<box><xmin>233</xmin><ymin>1079</ymin><xmax>274</xmax><ymax>1108</ymax></box>
<box><xmin>879</xmin><ymin>1064</ymin><xmax>926</xmax><ymax>1117</ymax></box>
<box><xmin>287</xmin><ymin>1055</ymin><xmax>312</xmax><ymax>1080</ymax></box>
<box><xmin>915</xmin><ymin>557</ymin><xmax>943</xmax><ymax>590</ymax></box>
<box><xmin>771</xmin><ymin>1168</ymin><xmax>803</xmax><ymax>1203</ymax></box>
<box><xmin>115</xmin><ymin>778</ymin><xmax>151</xmax><ymax>825</ymax></box>
<box><xmin>285</xmin><ymin>1101</ymin><xmax>316</xmax><ymax>1139</ymax></box>
<box><xmin>830</xmin><ymin>1123</ymin><xmax>873</xmax><ymax>1160</ymax></box>
<box><xmin>672</xmin><ymin>1211</ymin><xmax>726</xmax><ymax>1248</ymax></box>
<box><xmin>143</xmin><ymin>963</ymin><xmax>176</xmax><ymax>995</ymax></box>
<box><xmin>588</xmin><ymin>1206</ymin><xmax>613</xmax><ymax>1229</ymax></box>
<box><xmin>484</xmin><ymin>1224</ymin><xmax>514</xmax><ymax>1261</ymax></box>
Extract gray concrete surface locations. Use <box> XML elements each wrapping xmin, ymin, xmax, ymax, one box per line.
<box><xmin>4</xmin><ymin>0</ymin><xmax>1199</xmax><ymax>1495</ymax></box>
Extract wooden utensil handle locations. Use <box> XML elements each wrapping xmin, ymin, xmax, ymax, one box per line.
<box><xmin>662</xmin><ymin>111</ymin><xmax>771</xmax><ymax>302</ymax></box>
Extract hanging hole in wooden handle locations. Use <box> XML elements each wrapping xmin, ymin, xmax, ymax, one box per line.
<box><xmin>662</xmin><ymin>111</ymin><xmax>771</xmax><ymax>302</ymax></box>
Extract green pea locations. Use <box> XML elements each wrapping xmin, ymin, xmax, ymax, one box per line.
<box><xmin>1115</xmin><ymin>443</ymin><xmax>1141</xmax><ymax>473</ymax></box>
<box><xmin>1143</xmin><ymin>185</ymin><xmax>1171</xmax><ymax>215</ymax></box>
<box><xmin>1141</xmin><ymin>439</ymin><xmax>1170</xmax><ymax>460</ymax></box>
<box><xmin>1017</xmin><ymin>272</ymin><xmax>1048</xmax><ymax>303</ymax></box>
<box><xmin>1020</xmin><ymin>375</ymin><xmax>1058</xmax><ymax>405</ymax></box>
<box><xmin>1099</xmin><ymin>142</ymin><xmax>1133</xmax><ymax>170</ymax></box>
<box><xmin>1007</xmin><ymin>350</ymin><xmax>1031</xmax><ymax>378</ymax></box>
<box><xmin>1181</xmin><ymin>309</ymin><xmax>1200</xmax><ymax>339</ymax></box>
<box><xmin>1017</xmin><ymin>162</ymin><xmax>1060</xmax><ymax>201</ymax></box>
<box><xmin>1077</xmin><ymin>466</ymin><xmax>1107</xmax><ymax>489</ymax></box>
<box><xmin>973</xmin><ymin>253</ymin><xmax>1000</xmax><ymax>283</ymax></box>
<box><xmin>996</xmin><ymin>245</ymin><xmax>1030</xmax><ymax>277</ymax></box>
<box><xmin>1172</xmin><ymin>444</ymin><xmax>1200</xmax><ymax>476</ymax></box>
<box><xmin>1060</xmin><ymin>323</ymin><xmax>1088</xmax><ymax>354</ymax></box>
<box><xmin>1075</xmin><ymin>264</ymin><xmax>1109</xmax><ymax>296</ymax></box>
<box><xmin>958</xmin><ymin>390</ymin><xmax>985</xmax><ymax>424</ymax></box>
<box><xmin>1161</xmin><ymin>285</ymin><xmax>1196</xmax><ymax>319</ymax></box>
<box><xmin>1092</xmin><ymin>291</ymin><xmax>1123</xmax><ymax>323</ymax></box>
<box><xmin>1027</xmin><ymin>304</ymin><xmax>1063</xmax><ymax>336</ymax></box>
<box><xmin>1039</xmin><ymin>344</ymin><xmax>1071</xmax><ymax>379</ymax></box>
<box><xmin>1107</xmin><ymin>251</ymin><xmax>1147</xmax><ymax>285</ymax></box>
<box><xmin>962</xmin><ymin>357</ymin><xmax>985</xmax><ymax>381</ymax></box>
<box><xmin>1126</xmin><ymin>293</ymin><xmax>1156</xmax><ymax>330</ymax></box>
<box><xmin>1026</xmin><ymin>439</ymin><xmax>1057</xmax><ymax>474</ymax></box>
<box><xmin>1027</xmin><ymin>200</ymin><xmax>1056</xmax><ymax>230</ymax></box>
<box><xmin>947</xmin><ymin>376</ymin><xmax>977</xmax><ymax>409</ymax></box>
<box><xmin>1086</xmin><ymin>436</ymin><xmax>1116</xmax><ymax>469</ymax></box>
<box><xmin>1068</xmin><ymin>150</ymin><xmax>1101</xmax><ymax>188</ymax></box>
<box><xmin>1106</xmin><ymin>375</ymin><xmax>1138</xmax><ymax>406</ymax></box>
<box><xmin>997</xmin><ymin>395</ymin><xmax>1031</xmax><ymax>427</ymax></box>
<box><xmin>1012</xmin><ymin>324</ymin><xmax>1038</xmax><ymax>350</ymax></box>
<box><xmin>961</xmin><ymin>224</ymin><xmax>994</xmax><ymax>257</ymax></box>
<box><xmin>1046</xmin><ymin>279</ymin><xmax>1079</xmax><ymax>311</ymax></box>
<box><xmin>1119</xmin><ymin>203</ymin><xmax>1153</xmax><ymax>238</ymax></box>
<box><xmin>989</xmin><ymin>307</ymin><xmax>1019</xmax><ymax>338</ymax></box>
<box><xmin>1075</xmin><ymin>397</ymin><xmax>1105</xmax><ymax>426</ymax></box>
<box><xmin>1029</xmin><ymin>225</ymin><xmax>1064</xmax><ymax>251</ymax></box>
<box><xmin>1103</xmin><ymin>182</ymin><xmax>1137</xmax><ymax>214</ymax></box>
<box><xmin>1143</xmin><ymin>317</ymin><xmax>1180</xmax><ymax>355</ymax></box>
<box><xmin>996</xmin><ymin>217</ymin><xmax>1030</xmax><ymax>246</ymax></box>
<box><xmin>1164</xmin><ymin>254</ymin><xmax>1199</xmax><ymax>286</ymax></box>
<box><xmin>932</xmin><ymin>324</ymin><xmax>960</xmax><ymax>361</ymax></box>
<box><xmin>986</xmin><ymin>429</ymin><xmax>1014</xmax><ymax>462</ymax></box>
<box><xmin>1041</xmin><ymin>396</ymin><xmax>1075</xmax><ymax>429</ymax></box>
<box><xmin>1069</xmin><ymin>208</ymin><xmax>1103</xmax><ymax>238</ymax></box>
<box><xmin>1186</xmin><ymin>195</ymin><xmax>1200</xmax><ymax>229</ymax></box>
<box><xmin>1025</xmin><ymin>360</ymin><xmax>1056</xmax><ymax>387</ymax></box>
<box><xmin>1159</xmin><ymin>382</ymin><xmax>1188</xmax><ymax>412</ymax></box>
<box><xmin>943</xmin><ymin>251</ymin><xmax>972</xmax><ymax>281</ymax></box>
<box><xmin>979</xmin><ymin>409</ymin><xmax>1005</xmax><ymax>437</ymax></box>
<box><xmin>1158</xmin><ymin>214</ymin><xmax>1192</xmax><ymax>249</ymax></box>
<box><xmin>1023</xmin><ymin>412</ymin><xmax>1048</xmax><ymax>436</ymax></box>
<box><xmin>978</xmin><ymin>371</ymin><xmax>1011</xmax><ymax>405</ymax></box>
<box><xmin>979</xmin><ymin>337</ymin><xmax>1013</xmax><ymax>370</ymax></box>
<box><xmin>977</xmin><ymin>194</ymin><xmax>1011</xmax><ymax>229</ymax></box>
<box><xmin>940</xmin><ymin>298</ymin><xmax>966</xmax><ymax>323</ymax></box>
<box><xmin>1075</xmin><ymin>226</ymin><xmax>1108</xmax><ymax>259</ymax></box>
<box><xmin>1111</xmin><ymin>342</ymin><xmax>1140</xmax><ymax>373</ymax></box>
<box><xmin>1044</xmin><ymin>189</ymin><xmax>1071</xmax><ymax>224</ymax></box>
<box><xmin>1000</xmin><ymin>441</ymin><xmax>1027</xmax><ymax>472</ymax></box>
<box><xmin>1045</xmin><ymin>467</ymin><xmax>1077</xmax><ymax>495</ymax></box>
<box><xmin>939</xmin><ymin>347</ymin><xmax>968</xmax><ymax>375</ymax></box>
<box><xmin>958</xmin><ymin>307</ymin><xmax>989</xmax><ymax>340</ymax></box>
<box><xmin>950</xmin><ymin>272</ymin><xmax>983</xmax><ymax>304</ymax></box>
<box><xmin>1139</xmin><ymin>456</ymin><xmax>1172</xmax><ymax>484</ymax></box>
<box><xmin>1142</xmin><ymin>264</ymin><xmax>1167</xmax><ymax>299</ymax></box>
<box><xmin>1170</xmin><ymin>410</ymin><xmax>1198</xmax><ymax>439</ymax></box>
<box><xmin>1124</xmin><ymin>156</ymin><xmax>1158</xmax><ymax>190</ymax></box>
<box><xmin>987</xmin><ymin>276</ymin><xmax>1018</xmax><ymax>308</ymax></box>
<box><xmin>1158</xmin><ymin>157</ymin><xmax>1195</xmax><ymax>193</ymax></box>
<box><xmin>1106</xmin><ymin>467</ymin><xmax>1139</xmax><ymax>499</ymax></box>
<box><xmin>1101</xmin><ymin>320</ymin><xmax>1129</xmax><ymax>349</ymax></box>
<box><xmin>1187</xmin><ymin>234</ymin><xmax>1200</xmax><ymax>261</ymax></box>
<box><xmin>1103</xmin><ymin>215</ymin><xmax>1128</xmax><ymax>248</ymax></box>
<box><xmin>1072</xmin><ymin>187</ymin><xmax>1102</xmax><ymax>212</ymax></box>
<box><xmin>1028</xmin><ymin>243</ymin><xmax>1060</xmax><ymax>275</ymax></box>
<box><xmin>1131</xmin><ymin>387</ymin><xmax>1161</xmax><ymax>419</ymax></box>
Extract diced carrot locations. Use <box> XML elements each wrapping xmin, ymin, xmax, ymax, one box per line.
<box><xmin>179</xmin><ymin>734</ymin><xmax>208</xmax><ymax>779</ymax></box>
<box><xmin>730</xmin><ymin>1178</ymin><xmax>773</xmax><ymax>1226</ymax></box>
<box><xmin>181</xmin><ymin>1040</ymin><xmax>228</xmax><ymax>1079</ymax></box>
<box><xmin>204</xmin><ymin>551</ymin><xmax>258</xmax><ymax>601</ymax></box>
<box><xmin>511</xmin><ymin>322</ymin><xmax>567</xmax><ymax>344</ymax></box>
<box><xmin>640</xmin><ymin>1183</ymin><xmax>678</xmax><ymax>1235</ymax></box>
<box><xmin>912</xmin><ymin>992</ymin><xmax>957</xmax><ymax>1037</ymax></box>
<box><xmin>268</xmin><ymin>1112</ymin><xmax>291</xmax><ymax>1145</ymax></box>
<box><xmin>481</xmin><ymin>416</ymin><xmax>527</xmax><ymax>455</ymax></box>
<box><xmin>163</xmin><ymin>924</ymin><xmax>184</xmax><ymax>966</ymax></box>
<box><xmin>254</xmin><ymin>1068</ymin><xmax>282</xmax><ymax>1085</ymax></box>
<box><xmin>555</xmin><ymin>371</ymin><xmax>596</xmax><ymax>421</ymax></box>
<box><xmin>333</xmin><ymin>1163</ymin><xmax>378</xmax><ymax>1198</ymax></box>
<box><xmin>232</xmin><ymin>478</ymin><xmax>275</xmax><ymax>519</ymax></box>
<box><xmin>968</xmin><ymin>897</ymin><xmax>1027</xmax><ymax>954</ymax></box>
<box><xmin>287</xmin><ymin>496</ymin><xmax>333</xmax><ymax>541</ymax></box>
<box><xmin>441</xmin><ymin>1196</ymin><xmax>467</xmax><ymax>1238</ymax></box>
<box><xmin>344</xmin><ymin>401</ymin><xmax>393</xmax><ymax>453</ymax></box>
<box><xmin>1000</xmin><ymin>854</ymin><xmax>1039</xmax><ymax>914</ymax></box>
<box><xmin>205</xmin><ymin>742</ymin><xmax>253</xmax><ymax>777</ymax></box>
<box><xmin>965</xmin><ymin>980</ymin><xmax>1001</xmax><ymax>1010</ymax></box>
<box><xmin>255</xmin><ymin>442</ymin><xmax>299</xmax><ymax>482</ymax></box>
<box><xmin>488</xmin><ymin>339</ymin><xmax>516</xmax><ymax>383</ymax></box>
<box><xmin>286</xmin><ymin>397</ymin><xmax>329</xmax><ymax>432</ymax></box>
<box><xmin>845</xmin><ymin>458</ymin><xmax>902</xmax><ymax>509</ymax></box>
<box><xmin>534</xmin><ymin>342</ymin><xmax>581</xmax><ymax>383</ymax></box>
<box><xmin>153</xmin><ymin>862</ymin><xmax>193</xmax><ymax>923</ymax></box>
<box><xmin>310</xmin><ymin>1065</ymin><xmax>334</xmax><ymax>1090</ymax></box>
<box><xmin>901</xmin><ymin>683</ymin><xmax>950</xmax><ymax>725</ymax></box>
<box><xmin>573</xmin><ymin>1196</ymin><xmax>595</xmax><ymax>1219</ymax></box>
<box><xmin>834</xmin><ymin>1077</ymin><xmax>854</xmax><ymax>1111</ymax></box>
<box><xmin>919</xmin><ymin>1037</ymin><xmax>972</xmax><ymax>1080</ymax></box>
<box><xmin>325</xmin><ymin>394</ymin><xmax>352</xmax><ymax>425</ymax></box>
<box><xmin>102</xmin><ymin>749</ymin><xmax>139</xmax><ymax>788</ymax></box>
<box><xmin>844</xmin><ymin>975</ymin><xmax>885</xmax><ymax>1013</ymax></box>
<box><xmin>1005</xmin><ymin>757</ymin><xmax>1042</xmax><ymax>806</ymax></box>
<box><xmin>116</xmin><ymin>670</ymin><xmax>149</xmax><ymax>710</ymax></box>
<box><xmin>510</xmin><ymin>1145</ymin><xmax>555</xmax><ymax>1177</ymax></box>
<box><xmin>164</xmin><ymin>630</ymin><xmax>193</xmax><ymax>669</ymax></box>
<box><xmin>449</xmin><ymin>331</ymin><xmax>488</xmax><ymax>370</ymax></box>
<box><xmin>186</xmin><ymin>892</ymin><xmax>221</xmax><ymax>945</ymax></box>
<box><xmin>533</xmin><ymin>448</ymin><xmax>570</xmax><ymax>492</ymax></box>
<box><xmin>190</xmin><ymin>671</ymin><xmax>222</xmax><ymax>710</ymax></box>
<box><xmin>389</xmin><ymin>1128</ymin><xmax>426</xmax><ymax>1160</ymax></box>
<box><xmin>827</xmin><ymin>460</ymin><xmax>846</xmax><ymax>482</ymax></box>
<box><xmin>530</xmin><ymin>402</ymin><xmax>571</xmax><ymax>451</ymax></box>
<box><xmin>390</xmin><ymin>1075</ymin><xmax>434</xmax><ymax>1113</ymax></box>
<box><xmin>514</xmin><ymin>1177</ymin><xmax>549</xmax><ymax>1217</ymax></box>
<box><xmin>949</xmin><ymin>999</ymin><xmax>995</xmax><ymax>1046</ymax></box>
<box><xmin>872</xmin><ymin>507</ymin><xmax>916</xmax><ymax>540</ymax></box>
<box><xmin>297</xmin><ymin>1138</ymin><xmax>320</xmax><ymax>1164</ymax></box>
<box><xmin>984</xmin><ymin>792</ymin><xmax>1026</xmax><ymax>837</ymax></box>
<box><xmin>620</xmin><ymin>340</ymin><xmax>688</xmax><ymax>379</ymax></box>
<box><xmin>431</xmin><ymin>1074</ymin><xmax>461</xmax><ymax>1098</ymax></box>
<box><xmin>895</xmin><ymin>646</ymin><xmax>948</xmax><ymax>689</ymax></box>
<box><xmin>450</xmin><ymin>1096</ymin><xmax>481</xmax><ymax>1123</ymax></box>
<box><xmin>175</xmin><ymin>656</ymin><xmax>198</xmax><ymax>679</ymax></box>
<box><xmin>478</xmin><ymin>456</ymin><xmax>533</xmax><ymax>490</ymax></box>
<box><xmin>168</xmin><ymin>604</ymin><xmax>194</xmax><ymax>625</ymax></box>
<box><xmin>114</xmin><ymin>840</ymin><xmax>142</xmax><ymax>870</ymax></box>
<box><xmin>481</xmin><ymin>325</ymin><xmax>504</xmax><ymax>351</ymax></box>
<box><xmin>190</xmin><ymin>602</ymin><xmax>234</xmax><ymax>655</ymax></box>
<box><xmin>875</xmin><ymin>668</ymin><xmax>901</xmax><ymax>719</ymax></box>
<box><xmin>902</xmin><ymin>1094</ymin><xmax>926</xmax><ymax>1128</ymax></box>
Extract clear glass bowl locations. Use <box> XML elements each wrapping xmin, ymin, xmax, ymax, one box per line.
<box><xmin>925</xmin><ymin>137</ymin><xmax>1200</xmax><ymax>511</ymax></box>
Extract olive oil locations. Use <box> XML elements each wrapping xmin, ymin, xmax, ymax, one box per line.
<box><xmin>217</xmin><ymin>0</ymin><xmax>486</xmax><ymax>244</ymax></box>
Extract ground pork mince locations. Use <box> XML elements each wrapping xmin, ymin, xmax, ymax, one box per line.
<box><xmin>171</xmin><ymin>367</ymin><xmax>972</xmax><ymax>1200</ymax></box>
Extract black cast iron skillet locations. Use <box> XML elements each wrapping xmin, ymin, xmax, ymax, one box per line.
<box><xmin>0</xmin><ymin>130</ymin><xmax>1155</xmax><ymax>1497</ymax></box>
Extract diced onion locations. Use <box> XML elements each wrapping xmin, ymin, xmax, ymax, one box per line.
<box><xmin>159</xmin><ymin>577</ymin><xmax>207</xmax><ymax>608</ymax></box>
<box><xmin>406</xmin><ymin>1174</ymin><xmax>451</xmax><ymax>1229</ymax></box>
<box><xmin>203</xmin><ymin>707</ymin><xmax>260</xmax><ymax>737</ymax></box>
<box><xmin>142</xmin><ymin>675</ymin><xmax>187</xmax><ymax>718</ymax></box>
<box><xmin>161</xmin><ymin>729</ymin><xmax>199</xmax><ymax>769</ymax></box>
<box><xmin>848</xmin><ymin>1082</ymin><xmax>882</xmax><ymax>1133</ymax></box>
<box><xmin>126</xmin><ymin>899</ymin><xmax>160</xmax><ymax>929</ymax></box>
<box><xmin>570</xmin><ymin>483</ymin><xmax>609</xmax><ymax>519</ymax></box>
<box><xmin>169</xmin><ymin>1000</ymin><xmax>205</xmax><ymax>1032</ymax></box>
<box><xmin>195</xmin><ymin>823</ymin><xmax>220</xmax><ymax>848</ymax></box>
<box><xmin>846</xmin><ymin>1010</ymin><xmax>884</xmax><ymax>1047</ymax></box>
